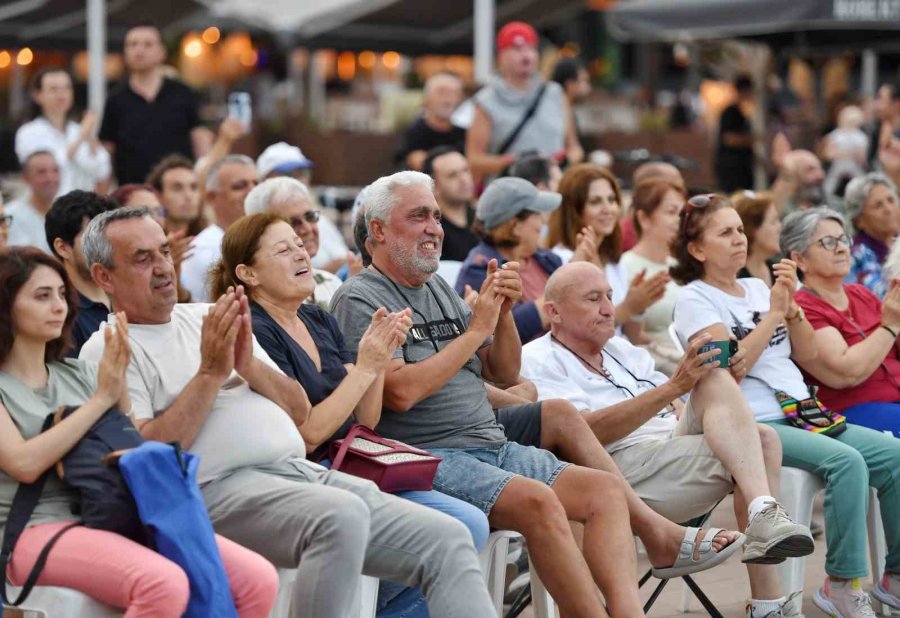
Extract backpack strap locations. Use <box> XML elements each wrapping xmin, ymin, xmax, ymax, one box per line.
<box><xmin>1</xmin><ymin>414</ymin><xmax>79</xmax><ymax>606</ymax></box>
<box><xmin>495</xmin><ymin>83</ymin><xmax>548</xmax><ymax>155</ymax></box>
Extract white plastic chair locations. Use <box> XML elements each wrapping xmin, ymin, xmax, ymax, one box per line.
<box><xmin>479</xmin><ymin>530</ymin><xmax>556</xmax><ymax>618</ymax></box>
<box><xmin>270</xmin><ymin>569</ymin><xmax>379</xmax><ymax>618</ymax></box>
<box><xmin>435</xmin><ymin>260</ymin><xmax>463</xmax><ymax>287</ymax></box>
<box><xmin>2</xmin><ymin>585</ymin><xmax>121</xmax><ymax>617</ymax></box>
<box><xmin>778</xmin><ymin>467</ymin><xmax>888</xmax><ymax>614</ymax></box>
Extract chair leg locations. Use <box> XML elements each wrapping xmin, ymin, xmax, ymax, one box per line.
<box><xmin>869</xmin><ymin>489</ymin><xmax>890</xmax><ymax>616</ymax></box>
<box><xmin>680</xmin><ymin>579</ymin><xmax>694</xmax><ymax>613</ymax></box>
<box><xmin>504</xmin><ymin>585</ymin><xmax>532</xmax><ymax>618</ymax></box>
<box><xmin>642</xmin><ymin>579</ymin><xmax>670</xmax><ymax>614</ymax></box>
<box><xmin>682</xmin><ymin>575</ymin><xmax>724</xmax><ymax>618</ymax></box>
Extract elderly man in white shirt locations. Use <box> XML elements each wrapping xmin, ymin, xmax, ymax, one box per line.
<box><xmin>520</xmin><ymin>261</ymin><xmax>814</xmax><ymax>618</ymax></box>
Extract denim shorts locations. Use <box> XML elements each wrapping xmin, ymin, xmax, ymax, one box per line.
<box><xmin>428</xmin><ymin>442</ymin><xmax>572</xmax><ymax>514</ymax></box>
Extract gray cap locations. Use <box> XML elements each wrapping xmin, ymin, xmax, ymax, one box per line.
<box><xmin>476</xmin><ymin>177</ymin><xmax>562</xmax><ymax>231</ymax></box>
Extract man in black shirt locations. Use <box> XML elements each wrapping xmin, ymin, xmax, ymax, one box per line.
<box><xmin>100</xmin><ymin>24</ymin><xmax>209</xmax><ymax>184</ymax></box>
<box><xmin>422</xmin><ymin>146</ymin><xmax>478</xmax><ymax>261</ymax></box>
<box><xmin>715</xmin><ymin>75</ymin><xmax>755</xmax><ymax>193</ymax></box>
<box><xmin>396</xmin><ymin>72</ymin><xmax>465</xmax><ymax>171</ymax></box>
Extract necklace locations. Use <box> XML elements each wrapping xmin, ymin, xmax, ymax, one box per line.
<box><xmin>550</xmin><ymin>334</ymin><xmax>610</xmax><ymax>378</ymax></box>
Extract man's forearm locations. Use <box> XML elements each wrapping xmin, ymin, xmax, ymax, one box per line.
<box><xmin>582</xmin><ymin>382</ymin><xmax>682</xmax><ymax>446</ymax></box>
<box><xmin>384</xmin><ymin>328</ymin><xmax>490</xmax><ymax>411</ymax></box>
<box><xmin>482</xmin><ymin>313</ymin><xmax>521</xmax><ymax>385</ymax></box>
<box><xmin>138</xmin><ymin>373</ymin><xmax>221</xmax><ymax>448</ymax></box>
<box><xmin>240</xmin><ymin>358</ymin><xmax>310</xmax><ymax>426</ymax></box>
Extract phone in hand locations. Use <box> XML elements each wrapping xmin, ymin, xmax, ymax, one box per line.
<box><xmin>698</xmin><ymin>340</ymin><xmax>738</xmax><ymax>367</ymax></box>
<box><xmin>227</xmin><ymin>92</ymin><xmax>252</xmax><ymax>128</ymax></box>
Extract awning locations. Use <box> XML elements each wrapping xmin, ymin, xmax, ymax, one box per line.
<box><xmin>606</xmin><ymin>0</ymin><xmax>900</xmax><ymax>43</ymax></box>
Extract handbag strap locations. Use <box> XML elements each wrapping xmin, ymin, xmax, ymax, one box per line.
<box><xmin>496</xmin><ymin>83</ymin><xmax>547</xmax><ymax>155</ymax></box>
<box><xmin>330</xmin><ymin>424</ymin><xmax>369</xmax><ymax>471</ymax></box>
<box><xmin>1</xmin><ymin>413</ymin><xmax>78</xmax><ymax>606</ymax></box>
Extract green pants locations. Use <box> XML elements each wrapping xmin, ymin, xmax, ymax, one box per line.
<box><xmin>764</xmin><ymin>420</ymin><xmax>900</xmax><ymax>579</ymax></box>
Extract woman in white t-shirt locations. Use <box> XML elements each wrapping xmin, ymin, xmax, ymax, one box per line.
<box><xmin>546</xmin><ymin>164</ymin><xmax>666</xmax><ymax>342</ymax></box>
<box><xmin>621</xmin><ymin>178</ymin><xmax>686</xmax><ymax>374</ymax></box>
<box><xmin>672</xmin><ymin>194</ymin><xmax>900</xmax><ymax>617</ymax></box>
<box><xmin>15</xmin><ymin>67</ymin><xmax>110</xmax><ymax>194</ymax></box>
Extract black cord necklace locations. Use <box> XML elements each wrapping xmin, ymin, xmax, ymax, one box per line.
<box><xmin>550</xmin><ymin>334</ymin><xmax>611</xmax><ymax>378</ymax></box>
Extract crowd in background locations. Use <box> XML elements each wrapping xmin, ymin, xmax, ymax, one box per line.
<box><xmin>3</xmin><ymin>18</ymin><xmax>900</xmax><ymax>618</ymax></box>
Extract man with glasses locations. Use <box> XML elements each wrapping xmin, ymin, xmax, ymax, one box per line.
<box><xmin>244</xmin><ymin>177</ymin><xmax>343</xmax><ymax>309</ymax></box>
<box><xmin>520</xmin><ymin>260</ymin><xmax>814</xmax><ymax>618</ymax></box>
<box><xmin>180</xmin><ymin>154</ymin><xmax>258</xmax><ymax>301</ymax></box>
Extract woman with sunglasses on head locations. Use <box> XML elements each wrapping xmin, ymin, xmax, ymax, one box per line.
<box><xmin>0</xmin><ymin>247</ymin><xmax>278</xmax><ymax>617</ymax></box>
<box><xmin>546</xmin><ymin>163</ymin><xmax>668</xmax><ymax>342</ymax></box>
<box><xmin>783</xmin><ymin>207</ymin><xmax>900</xmax><ymax>439</ymax></box>
<box><xmin>672</xmin><ymin>194</ymin><xmax>900</xmax><ymax>618</ymax></box>
<box><xmin>212</xmin><ymin>213</ymin><xmax>491</xmax><ymax>618</ymax></box>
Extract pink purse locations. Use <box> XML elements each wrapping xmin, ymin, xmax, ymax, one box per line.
<box><xmin>329</xmin><ymin>424</ymin><xmax>442</xmax><ymax>493</ymax></box>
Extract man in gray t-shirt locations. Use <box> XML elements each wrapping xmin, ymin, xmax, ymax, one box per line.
<box><xmin>332</xmin><ymin>170</ymin><xmax>647</xmax><ymax>618</ymax></box>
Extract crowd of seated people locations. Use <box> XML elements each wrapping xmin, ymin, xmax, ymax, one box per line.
<box><xmin>6</xmin><ymin>18</ymin><xmax>900</xmax><ymax>618</ymax></box>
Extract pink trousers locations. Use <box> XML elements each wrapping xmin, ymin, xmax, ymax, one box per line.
<box><xmin>7</xmin><ymin>521</ymin><xmax>279</xmax><ymax>618</ymax></box>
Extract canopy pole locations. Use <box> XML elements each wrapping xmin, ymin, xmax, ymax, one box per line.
<box><xmin>87</xmin><ymin>0</ymin><xmax>106</xmax><ymax>115</ymax></box>
<box><xmin>474</xmin><ymin>0</ymin><xmax>494</xmax><ymax>84</ymax></box>
<box><xmin>862</xmin><ymin>48</ymin><xmax>877</xmax><ymax>100</ymax></box>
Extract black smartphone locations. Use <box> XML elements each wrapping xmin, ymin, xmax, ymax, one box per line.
<box><xmin>698</xmin><ymin>340</ymin><xmax>738</xmax><ymax>367</ymax></box>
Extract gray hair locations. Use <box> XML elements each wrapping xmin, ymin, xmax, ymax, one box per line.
<box><xmin>244</xmin><ymin>177</ymin><xmax>312</xmax><ymax>215</ymax></box>
<box><xmin>82</xmin><ymin>206</ymin><xmax>152</xmax><ymax>269</ymax></box>
<box><xmin>844</xmin><ymin>172</ymin><xmax>897</xmax><ymax>223</ymax></box>
<box><xmin>780</xmin><ymin>206</ymin><xmax>846</xmax><ymax>257</ymax></box>
<box><xmin>364</xmin><ymin>171</ymin><xmax>434</xmax><ymax>231</ymax></box>
<box><xmin>206</xmin><ymin>154</ymin><xmax>255</xmax><ymax>192</ymax></box>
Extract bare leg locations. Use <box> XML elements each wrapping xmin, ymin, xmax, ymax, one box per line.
<box><xmin>550</xmin><ymin>466</ymin><xmax>645</xmax><ymax>616</ymax></box>
<box><xmin>539</xmin><ymin>399</ymin><xmax>736</xmax><ymax>565</ymax></box>
<box><xmin>489</xmin><ymin>476</ymin><xmax>609</xmax><ymax>618</ymax></box>
<box><xmin>691</xmin><ymin>370</ymin><xmax>772</xmax><ymax>500</ymax></box>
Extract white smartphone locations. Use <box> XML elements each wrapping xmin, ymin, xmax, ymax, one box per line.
<box><xmin>227</xmin><ymin>92</ymin><xmax>252</xmax><ymax>128</ymax></box>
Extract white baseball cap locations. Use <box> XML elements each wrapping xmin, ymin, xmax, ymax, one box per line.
<box><xmin>257</xmin><ymin>142</ymin><xmax>314</xmax><ymax>179</ymax></box>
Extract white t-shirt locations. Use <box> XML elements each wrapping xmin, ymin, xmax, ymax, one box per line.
<box><xmin>79</xmin><ymin>303</ymin><xmax>305</xmax><ymax>485</ymax></box>
<box><xmin>180</xmin><ymin>224</ymin><xmax>224</xmax><ymax>302</ymax></box>
<box><xmin>310</xmin><ymin>214</ymin><xmax>349</xmax><ymax>270</ymax></box>
<box><xmin>6</xmin><ymin>197</ymin><xmax>50</xmax><ymax>254</ymax></box>
<box><xmin>673</xmin><ymin>278</ymin><xmax>808</xmax><ymax>421</ymax></box>
<box><xmin>521</xmin><ymin>332</ymin><xmax>676</xmax><ymax>453</ymax></box>
<box><xmin>15</xmin><ymin>117</ymin><xmax>111</xmax><ymax>194</ymax></box>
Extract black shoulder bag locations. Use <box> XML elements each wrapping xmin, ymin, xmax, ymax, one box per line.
<box><xmin>495</xmin><ymin>83</ymin><xmax>548</xmax><ymax>155</ymax></box>
<box><xmin>1</xmin><ymin>405</ymin><xmax>146</xmax><ymax>606</ymax></box>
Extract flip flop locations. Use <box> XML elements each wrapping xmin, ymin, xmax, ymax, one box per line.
<box><xmin>650</xmin><ymin>526</ymin><xmax>746</xmax><ymax>580</ymax></box>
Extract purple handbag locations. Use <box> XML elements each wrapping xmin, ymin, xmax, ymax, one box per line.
<box><xmin>329</xmin><ymin>424</ymin><xmax>442</xmax><ymax>493</ymax></box>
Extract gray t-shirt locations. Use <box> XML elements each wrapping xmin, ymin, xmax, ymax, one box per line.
<box><xmin>473</xmin><ymin>75</ymin><xmax>567</xmax><ymax>156</ymax></box>
<box><xmin>0</xmin><ymin>360</ymin><xmax>98</xmax><ymax>535</ymax></box>
<box><xmin>331</xmin><ymin>269</ymin><xmax>507</xmax><ymax>450</ymax></box>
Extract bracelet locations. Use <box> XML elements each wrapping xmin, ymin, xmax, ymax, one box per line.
<box><xmin>881</xmin><ymin>324</ymin><xmax>899</xmax><ymax>339</ymax></box>
<box><xmin>786</xmin><ymin>306</ymin><xmax>804</xmax><ymax>323</ymax></box>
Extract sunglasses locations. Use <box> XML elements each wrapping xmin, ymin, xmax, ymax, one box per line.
<box><xmin>289</xmin><ymin>211</ymin><xmax>320</xmax><ymax>227</ymax></box>
<box><xmin>681</xmin><ymin>193</ymin><xmax>717</xmax><ymax>232</ymax></box>
<box><xmin>0</xmin><ymin>215</ymin><xmax>12</xmax><ymax>228</ymax></box>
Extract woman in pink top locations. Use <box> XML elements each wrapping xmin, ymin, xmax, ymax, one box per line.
<box><xmin>784</xmin><ymin>207</ymin><xmax>900</xmax><ymax>437</ymax></box>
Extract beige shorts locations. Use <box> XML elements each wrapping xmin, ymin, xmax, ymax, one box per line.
<box><xmin>610</xmin><ymin>399</ymin><xmax>734</xmax><ymax>524</ymax></box>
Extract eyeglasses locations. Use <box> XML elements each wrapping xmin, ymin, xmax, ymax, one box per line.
<box><xmin>811</xmin><ymin>234</ymin><xmax>851</xmax><ymax>252</ymax></box>
<box><xmin>289</xmin><ymin>211</ymin><xmax>320</xmax><ymax>227</ymax></box>
<box><xmin>0</xmin><ymin>215</ymin><xmax>12</xmax><ymax>228</ymax></box>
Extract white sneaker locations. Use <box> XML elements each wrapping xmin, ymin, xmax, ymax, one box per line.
<box><xmin>742</xmin><ymin>500</ymin><xmax>815</xmax><ymax>564</ymax></box>
<box><xmin>746</xmin><ymin>591</ymin><xmax>804</xmax><ymax>617</ymax></box>
<box><xmin>872</xmin><ymin>573</ymin><xmax>900</xmax><ymax>610</ymax></box>
<box><xmin>812</xmin><ymin>578</ymin><xmax>876</xmax><ymax>618</ymax></box>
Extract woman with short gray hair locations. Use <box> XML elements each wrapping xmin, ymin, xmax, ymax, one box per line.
<box><xmin>844</xmin><ymin>172</ymin><xmax>900</xmax><ymax>298</ymax></box>
<box><xmin>785</xmin><ymin>207</ymin><xmax>900</xmax><ymax>444</ymax></box>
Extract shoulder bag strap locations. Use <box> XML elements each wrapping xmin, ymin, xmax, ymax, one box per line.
<box><xmin>496</xmin><ymin>83</ymin><xmax>547</xmax><ymax>155</ymax></box>
<box><xmin>1</xmin><ymin>414</ymin><xmax>78</xmax><ymax>606</ymax></box>
<box><xmin>330</xmin><ymin>424</ymin><xmax>367</xmax><ymax>471</ymax></box>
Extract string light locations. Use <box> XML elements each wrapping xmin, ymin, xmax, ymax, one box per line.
<box><xmin>202</xmin><ymin>27</ymin><xmax>221</xmax><ymax>44</ymax></box>
<box><xmin>16</xmin><ymin>48</ymin><xmax>33</xmax><ymax>66</ymax></box>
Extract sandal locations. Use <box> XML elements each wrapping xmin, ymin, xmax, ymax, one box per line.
<box><xmin>650</xmin><ymin>526</ymin><xmax>745</xmax><ymax>580</ymax></box>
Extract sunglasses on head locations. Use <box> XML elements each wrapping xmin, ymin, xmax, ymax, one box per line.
<box><xmin>681</xmin><ymin>194</ymin><xmax>727</xmax><ymax>233</ymax></box>
<box><xmin>289</xmin><ymin>211</ymin><xmax>320</xmax><ymax>227</ymax></box>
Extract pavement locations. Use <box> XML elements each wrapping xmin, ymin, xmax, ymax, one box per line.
<box><xmin>514</xmin><ymin>493</ymin><xmax>890</xmax><ymax>617</ymax></box>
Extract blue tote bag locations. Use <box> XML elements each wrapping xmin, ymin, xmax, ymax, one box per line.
<box><xmin>119</xmin><ymin>442</ymin><xmax>238</xmax><ymax>618</ymax></box>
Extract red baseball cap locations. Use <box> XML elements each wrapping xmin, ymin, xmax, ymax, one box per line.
<box><xmin>496</xmin><ymin>22</ymin><xmax>538</xmax><ymax>52</ymax></box>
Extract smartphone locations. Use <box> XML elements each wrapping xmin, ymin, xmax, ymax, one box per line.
<box><xmin>227</xmin><ymin>92</ymin><xmax>252</xmax><ymax>128</ymax></box>
<box><xmin>698</xmin><ymin>340</ymin><xmax>738</xmax><ymax>367</ymax></box>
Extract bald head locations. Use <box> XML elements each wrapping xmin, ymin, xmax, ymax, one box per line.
<box><xmin>633</xmin><ymin>162</ymin><xmax>684</xmax><ymax>189</ymax></box>
<box><xmin>781</xmin><ymin>149</ymin><xmax>825</xmax><ymax>207</ymax></box>
<box><xmin>545</xmin><ymin>261</ymin><xmax>604</xmax><ymax>303</ymax></box>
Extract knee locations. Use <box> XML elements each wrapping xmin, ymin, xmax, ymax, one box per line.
<box><xmin>456</xmin><ymin>506</ymin><xmax>490</xmax><ymax>552</ymax></box>
<box><xmin>233</xmin><ymin>553</ymin><xmax>280</xmax><ymax>614</ymax></box>
<box><xmin>518</xmin><ymin>483</ymin><xmax>569</xmax><ymax>530</ymax></box>
<box><xmin>314</xmin><ymin>492</ymin><xmax>371</xmax><ymax>546</ymax></box>
<box><xmin>541</xmin><ymin>398</ymin><xmax>587</xmax><ymax>432</ymax></box>
<box><xmin>827</xmin><ymin>445</ymin><xmax>869</xmax><ymax>483</ymax></box>
<box><xmin>133</xmin><ymin>560</ymin><xmax>190</xmax><ymax>614</ymax></box>
<box><xmin>757</xmin><ymin>424</ymin><xmax>782</xmax><ymax>462</ymax></box>
<box><xmin>583</xmin><ymin>469</ymin><xmax>627</xmax><ymax>512</ymax></box>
